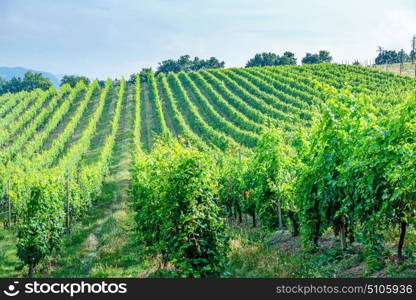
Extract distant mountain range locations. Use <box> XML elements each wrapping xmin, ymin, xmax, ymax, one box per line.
<box><xmin>0</xmin><ymin>66</ymin><xmax>61</xmax><ymax>87</ymax></box>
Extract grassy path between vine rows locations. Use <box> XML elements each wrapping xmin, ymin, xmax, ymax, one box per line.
<box><xmin>80</xmin><ymin>84</ymin><xmax>117</xmax><ymax>166</ymax></box>
<box><xmin>0</xmin><ymin>229</ymin><xmax>18</xmax><ymax>277</ymax></box>
<box><xmin>41</xmin><ymin>84</ymin><xmax>151</xmax><ymax>277</ymax></box>
<box><xmin>139</xmin><ymin>80</ymin><xmax>154</xmax><ymax>152</ymax></box>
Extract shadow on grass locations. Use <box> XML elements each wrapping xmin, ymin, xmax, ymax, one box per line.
<box><xmin>0</xmin><ymin>229</ymin><xmax>22</xmax><ymax>277</ymax></box>
<box><xmin>42</xmin><ymin>85</ymin><xmax>152</xmax><ymax>278</ymax></box>
<box><xmin>41</xmin><ymin>182</ymin><xmax>150</xmax><ymax>278</ymax></box>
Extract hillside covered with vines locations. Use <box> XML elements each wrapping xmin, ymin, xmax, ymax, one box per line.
<box><xmin>1</xmin><ymin>64</ymin><xmax>415</xmax><ymax>277</ymax></box>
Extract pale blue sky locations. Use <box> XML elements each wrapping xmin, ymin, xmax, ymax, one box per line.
<box><xmin>1</xmin><ymin>0</ymin><xmax>415</xmax><ymax>79</ymax></box>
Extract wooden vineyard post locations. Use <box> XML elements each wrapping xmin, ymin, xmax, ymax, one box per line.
<box><xmin>66</xmin><ymin>174</ymin><xmax>71</xmax><ymax>233</ymax></box>
<box><xmin>398</xmin><ymin>221</ymin><xmax>407</xmax><ymax>263</ymax></box>
<box><xmin>7</xmin><ymin>178</ymin><xmax>11</xmax><ymax>229</ymax></box>
<box><xmin>76</xmin><ymin>170</ymin><xmax>80</xmax><ymax>185</ymax></box>
<box><xmin>340</xmin><ymin>222</ymin><xmax>347</xmax><ymax>250</ymax></box>
<box><xmin>277</xmin><ymin>200</ymin><xmax>283</xmax><ymax>228</ymax></box>
<box><xmin>236</xmin><ymin>149</ymin><xmax>243</xmax><ymax>223</ymax></box>
<box><xmin>399</xmin><ymin>49</ymin><xmax>404</xmax><ymax>76</ymax></box>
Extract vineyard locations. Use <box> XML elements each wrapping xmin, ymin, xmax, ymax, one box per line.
<box><xmin>1</xmin><ymin>64</ymin><xmax>416</xmax><ymax>277</ymax></box>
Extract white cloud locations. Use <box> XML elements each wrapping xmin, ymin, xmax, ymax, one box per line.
<box><xmin>0</xmin><ymin>0</ymin><xmax>415</xmax><ymax>77</ymax></box>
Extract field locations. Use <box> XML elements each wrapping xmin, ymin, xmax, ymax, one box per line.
<box><xmin>1</xmin><ymin>64</ymin><xmax>416</xmax><ymax>278</ymax></box>
<box><xmin>373</xmin><ymin>62</ymin><xmax>416</xmax><ymax>77</ymax></box>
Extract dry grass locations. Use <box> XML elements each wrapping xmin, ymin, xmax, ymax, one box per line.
<box><xmin>372</xmin><ymin>62</ymin><xmax>416</xmax><ymax>77</ymax></box>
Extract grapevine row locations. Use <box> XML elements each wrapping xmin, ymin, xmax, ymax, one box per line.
<box><xmin>157</xmin><ymin>73</ymin><xmax>212</xmax><ymax>151</ymax></box>
<box><xmin>167</xmin><ymin>73</ymin><xmax>236</xmax><ymax>151</ymax></box>
<box><xmin>189</xmin><ymin>71</ymin><xmax>264</xmax><ymax>134</ymax></box>
<box><xmin>0</xmin><ymin>88</ymin><xmax>57</xmax><ymax>147</ymax></box>
<box><xmin>178</xmin><ymin>72</ymin><xmax>258</xmax><ymax>148</ymax></box>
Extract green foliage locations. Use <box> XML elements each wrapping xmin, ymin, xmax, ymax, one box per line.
<box><xmin>297</xmin><ymin>88</ymin><xmax>375</xmax><ymax>250</ymax></box>
<box><xmin>246</xmin><ymin>52</ymin><xmax>296</xmax><ymax>67</ymax></box>
<box><xmin>157</xmin><ymin>74</ymin><xmax>209</xmax><ymax>150</ymax></box>
<box><xmin>5</xmin><ymin>78</ymin><xmax>122</xmax><ymax>276</ymax></box>
<box><xmin>296</xmin><ymin>87</ymin><xmax>416</xmax><ymax>268</ymax></box>
<box><xmin>166</xmin><ymin>72</ymin><xmax>234</xmax><ymax>151</ymax></box>
<box><xmin>302</xmin><ymin>51</ymin><xmax>332</xmax><ymax>64</ymax></box>
<box><xmin>375</xmin><ymin>49</ymin><xmax>411</xmax><ymax>65</ymax></box>
<box><xmin>245</xmin><ymin>127</ymin><xmax>298</xmax><ymax>230</ymax></box>
<box><xmin>0</xmin><ymin>77</ymin><xmax>6</xmax><ymax>92</ymax></box>
<box><xmin>217</xmin><ymin>150</ymin><xmax>248</xmax><ymax>222</ymax></box>
<box><xmin>179</xmin><ymin>71</ymin><xmax>259</xmax><ymax>148</ymax></box>
<box><xmin>132</xmin><ymin>139</ymin><xmax>229</xmax><ymax>277</ymax></box>
<box><xmin>156</xmin><ymin>55</ymin><xmax>225</xmax><ymax>75</ymax></box>
<box><xmin>60</xmin><ymin>75</ymin><xmax>91</xmax><ymax>87</ymax></box>
<box><xmin>2</xmin><ymin>63</ymin><xmax>416</xmax><ymax>278</ymax></box>
<box><xmin>17</xmin><ymin>175</ymin><xmax>65</xmax><ymax>276</ymax></box>
<box><xmin>343</xmin><ymin>91</ymin><xmax>416</xmax><ymax>266</ymax></box>
<box><xmin>0</xmin><ymin>71</ymin><xmax>53</xmax><ymax>95</ymax></box>
<box><xmin>382</xmin><ymin>93</ymin><xmax>416</xmax><ymax>222</ymax></box>
<box><xmin>129</xmin><ymin>68</ymin><xmax>153</xmax><ymax>84</ymax></box>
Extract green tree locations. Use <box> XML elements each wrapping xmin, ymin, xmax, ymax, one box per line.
<box><xmin>318</xmin><ymin>50</ymin><xmax>332</xmax><ymax>63</ymax></box>
<box><xmin>301</xmin><ymin>53</ymin><xmax>319</xmax><ymax>64</ymax></box>
<box><xmin>398</xmin><ymin>49</ymin><xmax>410</xmax><ymax>63</ymax></box>
<box><xmin>24</xmin><ymin>72</ymin><xmax>53</xmax><ymax>90</ymax></box>
<box><xmin>156</xmin><ymin>55</ymin><xmax>225</xmax><ymax>75</ymax></box>
<box><xmin>279</xmin><ymin>51</ymin><xmax>297</xmax><ymax>65</ymax></box>
<box><xmin>246</xmin><ymin>53</ymin><xmax>279</xmax><ymax>67</ymax></box>
<box><xmin>1</xmin><ymin>71</ymin><xmax>52</xmax><ymax>94</ymax></box>
<box><xmin>60</xmin><ymin>75</ymin><xmax>91</xmax><ymax>87</ymax></box>
<box><xmin>0</xmin><ymin>76</ymin><xmax>6</xmax><ymax>94</ymax></box>
<box><xmin>203</xmin><ymin>57</ymin><xmax>225</xmax><ymax>69</ymax></box>
<box><xmin>137</xmin><ymin>68</ymin><xmax>153</xmax><ymax>83</ymax></box>
<box><xmin>374</xmin><ymin>49</ymin><xmax>409</xmax><ymax>65</ymax></box>
<box><xmin>177</xmin><ymin>55</ymin><xmax>193</xmax><ymax>71</ymax></box>
<box><xmin>156</xmin><ymin>59</ymin><xmax>179</xmax><ymax>74</ymax></box>
<box><xmin>6</xmin><ymin>77</ymin><xmax>24</xmax><ymax>93</ymax></box>
<box><xmin>128</xmin><ymin>73</ymin><xmax>138</xmax><ymax>84</ymax></box>
<box><xmin>245</xmin><ymin>52</ymin><xmax>297</xmax><ymax>67</ymax></box>
<box><xmin>302</xmin><ymin>50</ymin><xmax>332</xmax><ymax>64</ymax></box>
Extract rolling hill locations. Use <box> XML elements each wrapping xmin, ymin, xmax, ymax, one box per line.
<box><xmin>0</xmin><ymin>63</ymin><xmax>415</xmax><ymax>278</ymax></box>
<box><xmin>0</xmin><ymin>66</ymin><xmax>61</xmax><ymax>87</ymax></box>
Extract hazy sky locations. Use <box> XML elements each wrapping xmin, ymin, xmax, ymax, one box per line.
<box><xmin>1</xmin><ymin>0</ymin><xmax>415</xmax><ymax>79</ymax></box>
